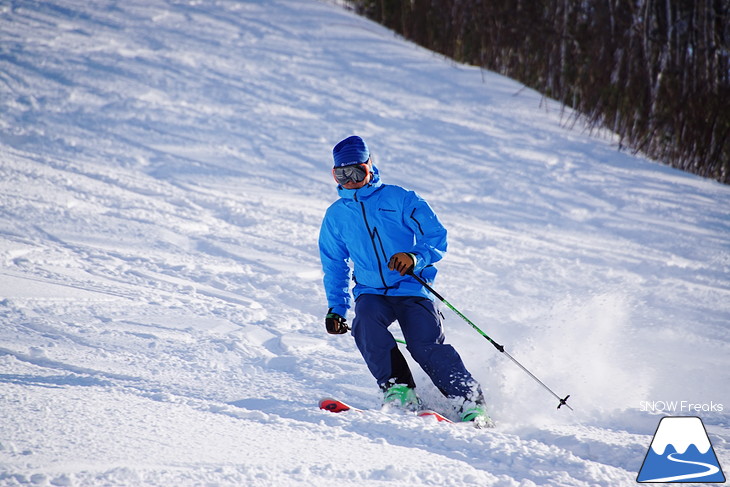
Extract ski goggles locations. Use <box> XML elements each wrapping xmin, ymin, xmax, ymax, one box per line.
<box><xmin>332</xmin><ymin>162</ymin><xmax>369</xmax><ymax>186</ymax></box>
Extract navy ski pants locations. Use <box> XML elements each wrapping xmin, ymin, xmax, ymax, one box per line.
<box><xmin>351</xmin><ymin>294</ymin><xmax>482</xmax><ymax>401</ymax></box>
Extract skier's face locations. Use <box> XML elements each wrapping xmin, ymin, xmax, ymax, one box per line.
<box><xmin>341</xmin><ymin>173</ymin><xmax>370</xmax><ymax>189</ymax></box>
<box><xmin>335</xmin><ymin>160</ymin><xmax>372</xmax><ymax>189</ymax></box>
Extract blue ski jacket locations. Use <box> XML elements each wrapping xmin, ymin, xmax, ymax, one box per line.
<box><xmin>319</xmin><ymin>165</ymin><xmax>448</xmax><ymax>317</ymax></box>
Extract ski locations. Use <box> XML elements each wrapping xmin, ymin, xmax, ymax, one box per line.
<box><xmin>319</xmin><ymin>397</ymin><xmax>453</xmax><ymax>423</ymax></box>
<box><xmin>417</xmin><ymin>409</ymin><xmax>453</xmax><ymax>423</ymax></box>
<box><xmin>319</xmin><ymin>397</ymin><xmax>362</xmax><ymax>413</ymax></box>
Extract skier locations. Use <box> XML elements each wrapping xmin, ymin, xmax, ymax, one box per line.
<box><xmin>318</xmin><ymin>135</ymin><xmax>491</xmax><ymax>425</ymax></box>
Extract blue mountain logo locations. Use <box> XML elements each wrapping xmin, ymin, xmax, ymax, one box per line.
<box><xmin>637</xmin><ymin>416</ymin><xmax>725</xmax><ymax>483</ymax></box>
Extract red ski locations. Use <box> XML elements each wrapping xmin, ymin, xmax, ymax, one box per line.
<box><xmin>319</xmin><ymin>397</ymin><xmax>453</xmax><ymax>423</ymax></box>
<box><xmin>417</xmin><ymin>409</ymin><xmax>453</xmax><ymax>423</ymax></box>
<box><xmin>319</xmin><ymin>397</ymin><xmax>362</xmax><ymax>413</ymax></box>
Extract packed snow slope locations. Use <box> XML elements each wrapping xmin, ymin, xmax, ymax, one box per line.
<box><xmin>1</xmin><ymin>0</ymin><xmax>729</xmax><ymax>485</ymax></box>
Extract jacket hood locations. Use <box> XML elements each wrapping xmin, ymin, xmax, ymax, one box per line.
<box><xmin>336</xmin><ymin>164</ymin><xmax>382</xmax><ymax>200</ymax></box>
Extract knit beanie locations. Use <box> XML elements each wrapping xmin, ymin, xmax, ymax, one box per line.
<box><xmin>332</xmin><ymin>135</ymin><xmax>370</xmax><ymax>167</ymax></box>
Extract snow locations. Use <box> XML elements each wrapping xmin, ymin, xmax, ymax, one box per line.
<box><xmin>1</xmin><ymin>0</ymin><xmax>729</xmax><ymax>485</ymax></box>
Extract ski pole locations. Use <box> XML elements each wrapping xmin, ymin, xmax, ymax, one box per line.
<box><xmin>409</xmin><ymin>272</ymin><xmax>573</xmax><ymax>411</ymax></box>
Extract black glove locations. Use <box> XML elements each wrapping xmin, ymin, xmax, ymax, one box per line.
<box><xmin>325</xmin><ymin>309</ymin><xmax>349</xmax><ymax>335</ymax></box>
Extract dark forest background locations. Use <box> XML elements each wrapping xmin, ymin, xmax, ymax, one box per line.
<box><xmin>350</xmin><ymin>0</ymin><xmax>730</xmax><ymax>184</ymax></box>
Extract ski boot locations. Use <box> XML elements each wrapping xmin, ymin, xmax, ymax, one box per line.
<box><xmin>459</xmin><ymin>401</ymin><xmax>495</xmax><ymax>429</ymax></box>
<box><xmin>382</xmin><ymin>384</ymin><xmax>422</xmax><ymax>412</ymax></box>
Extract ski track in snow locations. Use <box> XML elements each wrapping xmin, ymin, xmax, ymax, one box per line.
<box><xmin>1</xmin><ymin>0</ymin><xmax>729</xmax><ymax>485</ymax></box>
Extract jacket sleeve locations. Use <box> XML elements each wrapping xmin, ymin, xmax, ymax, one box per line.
<box><xmin>404</xmin><ymin>191</ymin><xmax>448</xmax><ymax>273</ymax></box>
<box><xmin>318</xmin><ymin>208</ymin><xmax>351</xmax><ymax>317</ymax></box>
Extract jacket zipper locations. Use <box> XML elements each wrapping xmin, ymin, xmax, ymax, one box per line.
<box><xmin>356</xmin><ymin>193</ymin><xmax>391</xmax><ymax>293</ymax></box>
